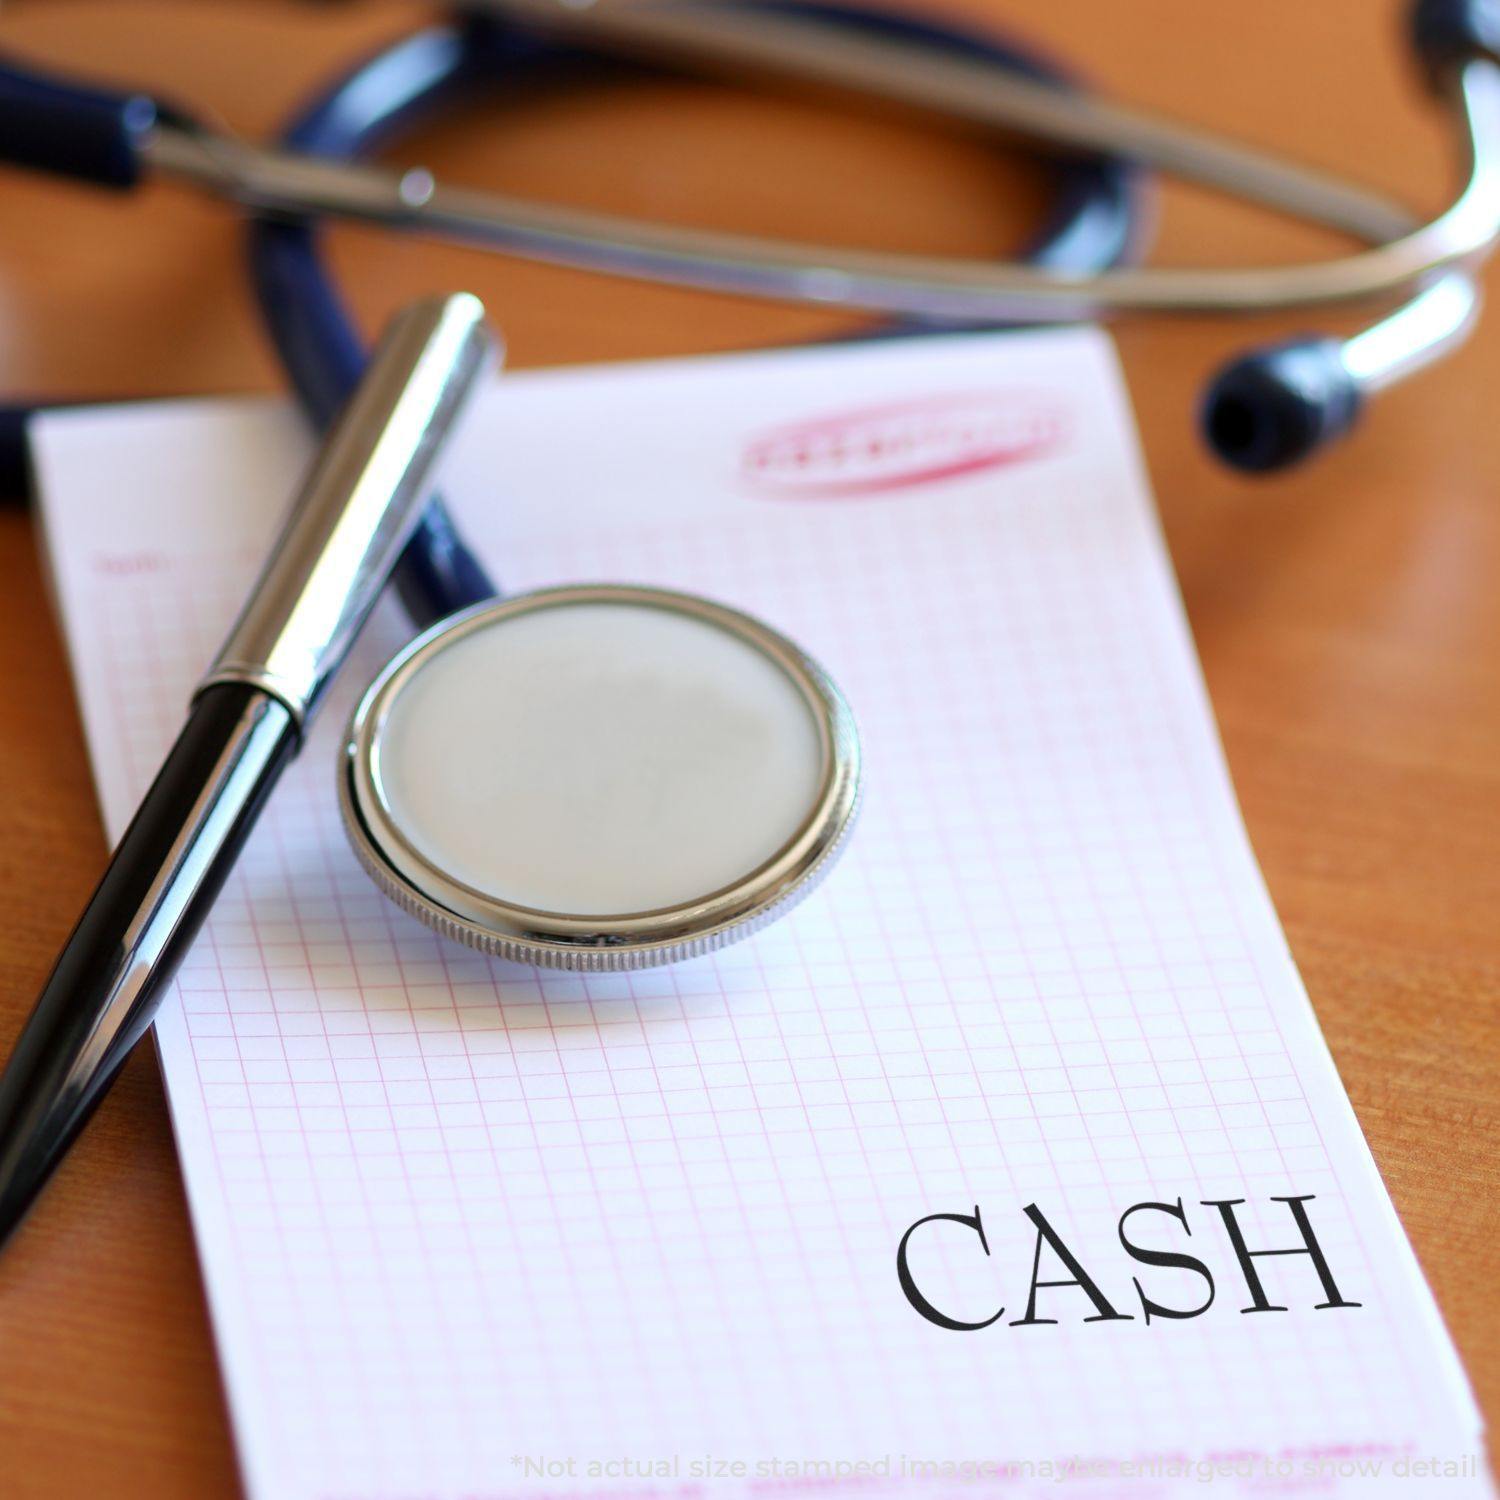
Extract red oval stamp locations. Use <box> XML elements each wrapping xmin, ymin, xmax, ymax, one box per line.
<box><xmin>741</xmin><ymin>390</ymin><xmax>1070</xmax><ymax>499</ymax></box>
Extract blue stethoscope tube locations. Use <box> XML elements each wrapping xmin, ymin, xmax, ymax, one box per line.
<box><xmin>244</xmin><ymin>6</ymin><xmax>1141</xmax><ymax>629</ymax></box>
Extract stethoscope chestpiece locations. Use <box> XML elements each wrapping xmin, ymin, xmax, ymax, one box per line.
<box><xmin>339</xmin><ymin>584</ymin><xmax>861</xmax><ymax>971</ymax></box>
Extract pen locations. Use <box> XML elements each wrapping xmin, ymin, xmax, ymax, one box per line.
<box><xmin>0</xmin><ymin>292</ymin><xmax>496</xmax><ymax>1250</ymax></box>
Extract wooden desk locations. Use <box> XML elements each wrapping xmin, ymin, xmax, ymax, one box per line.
<box><xmin>0</xmin><ymin>2</ymin><xmax>1494</xmax><ymax>1493</ymax></box>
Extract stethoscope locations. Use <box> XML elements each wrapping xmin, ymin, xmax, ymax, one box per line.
<box><xmin>3</xmin><ymin>0</ymin><xmax>1499</xmax><ymax>969</ymax></box>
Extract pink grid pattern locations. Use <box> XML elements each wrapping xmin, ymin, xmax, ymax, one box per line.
<box><xmin>34</xmin><ymin>329</ymin><xmax>1485</xmax><ymax>1500</ymax></box>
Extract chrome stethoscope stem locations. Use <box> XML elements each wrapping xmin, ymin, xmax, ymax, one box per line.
<box><xmin>1340</xmin><ymin>272</ymin><xmax>1479</xmax><ymax>392</ymax></box>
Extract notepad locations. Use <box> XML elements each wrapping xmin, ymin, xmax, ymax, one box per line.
<box><xmin>31</xmin><ymin>328</ymin><xmax>1489</xmax><ymax>1499</ymax></box>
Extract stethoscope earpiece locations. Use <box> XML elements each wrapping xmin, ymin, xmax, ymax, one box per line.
<box><xmin>1200</xmin><ymin>338</ymin><xmax>1363</xmax><ymax>475</ymax></box>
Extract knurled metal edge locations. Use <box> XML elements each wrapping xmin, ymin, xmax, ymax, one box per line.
<box><xmin>337</xmin><ymin>754</ymin><xmax>861</xmax><ymax>972</ymax></box>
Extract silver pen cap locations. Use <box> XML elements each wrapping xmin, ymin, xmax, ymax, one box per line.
<box><xmin>199</xmin><ymin>291</ymin><xmax>497</xmax><ymax>727</ymax></box>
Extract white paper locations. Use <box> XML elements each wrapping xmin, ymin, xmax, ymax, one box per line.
<box><xmin>30</xmin><ymin>328</ymin><xmax>1489</xmax><ymax>1499</ymax></box>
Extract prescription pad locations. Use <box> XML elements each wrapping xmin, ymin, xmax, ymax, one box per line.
<box><xmin>31</xmin><ymin>328</ymin><xmax>1489</xmax><ymax>1499</ymax></box>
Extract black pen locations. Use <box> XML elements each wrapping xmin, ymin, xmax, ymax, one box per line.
<box><xmin>0</xmin><ymin>293</ymin><xmax>495</xmax><ymax>1249</ymax></box>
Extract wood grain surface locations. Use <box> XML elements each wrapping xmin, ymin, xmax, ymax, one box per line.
<box><xmin>0</xmin><ymin>2</ymin><xmax>1494</xmax><ymax>1495</ymax></box>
